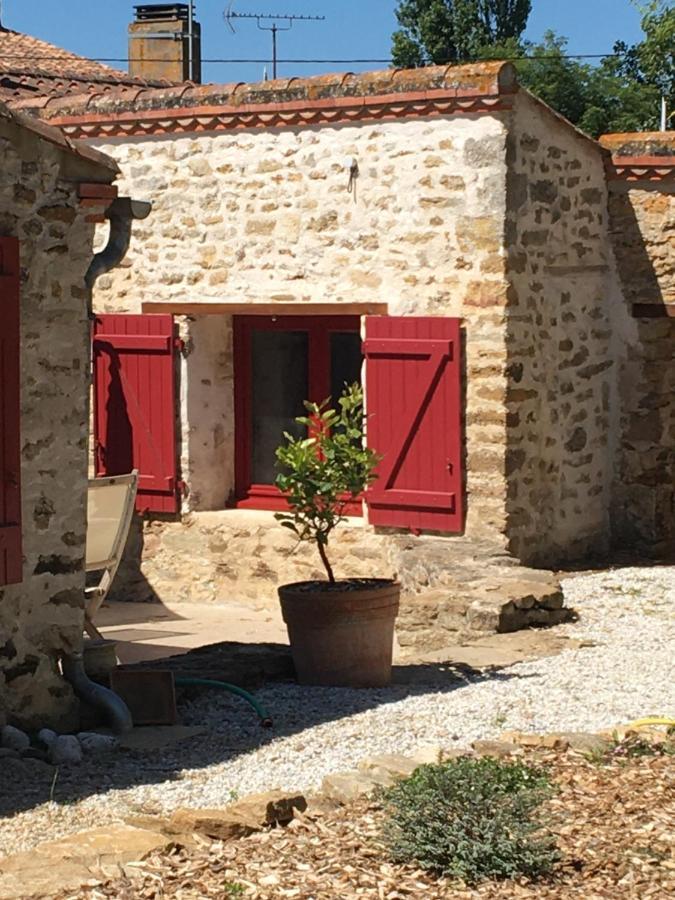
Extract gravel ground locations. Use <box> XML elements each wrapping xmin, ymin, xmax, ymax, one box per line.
<box><xmin>1</xmin><ymin>564</ymin><xmax>673</xmax><ymax>858</ymax></box>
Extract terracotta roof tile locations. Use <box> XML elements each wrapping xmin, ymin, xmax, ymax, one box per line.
<box><xmin>0</xmin><ymin>99</ymin><xmax>118</xmax><ymax>173</ymax></box>
<box><xmin>18</xmin><ymin>60</ymin><xmax>515</xmax><ymax>121</ymax></box>
<box><xmin>600</xmin><ymin>132</ymin><xmax>675</xmax><ymax>159</ymax></box>
<box><xmin>0</xmin><ymin>26</ymin><xmax>172</xmax><ymax>101</ymax></box>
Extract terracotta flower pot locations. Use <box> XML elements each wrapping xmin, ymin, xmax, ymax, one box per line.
<box><xmin>278</xmin><ymin>579</ymin><xmax>400</xmax><ymax>687</ymax></box>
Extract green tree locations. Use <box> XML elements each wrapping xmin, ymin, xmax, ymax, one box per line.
<box><xmin>398</xmin><ymin>0</ymin><xmax>673</xmax><ymax>136</ymax></box>
<box><xmin>391</xmin><ymin>0</ymin><xmax>532</xmax><ymax>67</ymax></box>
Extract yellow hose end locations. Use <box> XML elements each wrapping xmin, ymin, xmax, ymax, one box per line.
<box><xmin>625</xmin><ymin>717</ymin><xmax>675</xmax><ymax>729</ymax></box>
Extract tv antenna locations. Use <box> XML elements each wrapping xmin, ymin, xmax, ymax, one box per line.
<box><xmin>224</xmin><ymin>5</ymin><xmax>326</xmax><ymax>79</ymax></box>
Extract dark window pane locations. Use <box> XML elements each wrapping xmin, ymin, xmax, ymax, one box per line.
<box><xmin>251</xmin><ymin>330</ymin><xmax>308</xmax><ymax>484</ymax></box>
<box><xmin>330</xmin><ymin>331</ymin><xmax>362</xmax><ymax>404</ymax></box>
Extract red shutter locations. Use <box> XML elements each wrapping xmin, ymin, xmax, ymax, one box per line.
<box><xmin>93</xmin><ymin>314</ymin><xmax>178</xmax><ymax>514</ymax></box>
<box><xmin>0</xmin><ymin>238</ymin><xmax>22</xmax><ymax>585</ymax></box>
<box><xmin>364</xmin><ymin>316</ymin><xmax>464</xmax><ymax>533</ymax></box>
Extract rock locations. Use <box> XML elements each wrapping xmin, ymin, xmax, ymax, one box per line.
<box><xmin>169</xmin><ymin>790</ymin><xmax>307</xmax><ymax>841</ymax></box>
<box><xmin>77</xmin><ymin>732</ymin><xmax>118</xmax><ymax>754</ymax></box>
<box><xmin>49</xmin><ymin>735</ymin><xmax>83</xmax><ymax>765</ymax></box>
<box><xmin>0</xmin><ymin>826</ymin><xmax>170</xmax><ymax>900</ymax></box>
<box><xmin>321</xmin><ymin>771</ymin><xmax>380</xmax><ymax>804</ymax></box>
<box><xmin>410</xmin><ymin>744</ymin><xmax>444</xmax><ymax>765</ymax></box>
<box><xmin>551</xmin><ymin>732</ymin><xmax>612</xmax><ymax>754</ymax></box>
<box><xmin>499</xmin><ymin>731</ymin><xmax>570</xmax><ymax>751</ymax></box>
<box><xmin>226</xmin><ymin>790</ymin><xmax>307</xmax><ymax>826</ymax></box>
<box><xmin>472</xmin><ymin>739</ymin><xmax>521</xmax><ymax>758</ymax></box>
<box><xmin>1</xmin><ymin>725</ymin><xmax>30</xmax><ymax>752</ymax></box>
<box><xmin>358</xmin><ymin>754</ymin><xmax>419</xmax><ymax>782</ymax></box>
<box><xmin>38</xmin><ymin>728</ymin><xmax>58</xmax><ymax>748</ymax></box>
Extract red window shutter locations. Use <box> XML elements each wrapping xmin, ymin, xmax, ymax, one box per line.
<box><xmin>0</xmin><ymin>238</ymin><xmax>23</xmax><ymax>585</ymax></box>
<box><xmin>364</xmin><ymin>316</ymin><xmax>464</xmax><ymax>533</ymax></box>
<box><xmin>93</xmin><ymin>314</ymin><xmax>178</xmax><ymax>514</ymax></box>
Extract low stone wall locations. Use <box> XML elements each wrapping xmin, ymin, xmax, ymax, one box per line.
<box><xmin>114</xmin><ymin>512</ymin><xmax>568</xmax><ymax>652</ymax></box>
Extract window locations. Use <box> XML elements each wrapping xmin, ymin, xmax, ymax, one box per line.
<box><xmin>233</xmin><ymin>315</ymin><xmax>362</xmax><ymax>512</ymax></box>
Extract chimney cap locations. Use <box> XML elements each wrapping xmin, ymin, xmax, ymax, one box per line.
<box><xmin>134</xmin><ymin>4</ymin><xmax>192</xmax><ymax>22</ymax></box>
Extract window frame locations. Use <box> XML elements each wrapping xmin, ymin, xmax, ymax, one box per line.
<box><xmin>233</xmin><ymin>314</ymin><xmax>362</xmax><ymax>514</ymax></box>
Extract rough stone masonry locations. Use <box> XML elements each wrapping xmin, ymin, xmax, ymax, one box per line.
<box><xmin>0</xmin><ymin>103</ymin><xmax>117</xmax><ymax>729</ymax></box>
<box><xmin>25</xmin><ymin>64</ymin><xmax>674</xmax><ymax>648</ymax></box>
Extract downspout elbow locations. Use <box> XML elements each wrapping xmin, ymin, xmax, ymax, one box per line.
<box><xmin>62</xmin><ymin>652</ymin><xmax>133</xmax><ymax>735</ymax></box>
<box><xmin>85</xmin><ymin>197</ymin><xmax>152</xmax><ymax>298</ymax></box>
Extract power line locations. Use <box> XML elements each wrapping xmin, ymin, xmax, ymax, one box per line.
<box><xmin>0</xmin><ymin>53</ymin><xmax>626</xmax><ymax>64</ymax></box>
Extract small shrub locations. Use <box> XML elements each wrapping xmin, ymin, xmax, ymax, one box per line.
<box><xmin>222</xmin><ymin>883</ymin><xmax>245</xmax><ymax>898</ymax></box>
<box><xmin>380</xmin><ymin>756</ymin><xmax>559</xmax><ymax>885</ymax></box>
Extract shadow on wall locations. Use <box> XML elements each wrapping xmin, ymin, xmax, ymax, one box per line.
<box><xmin>500</xmin><ymin>127</ymin><xmax>671</xmax><ymax>567</ymax></box>
<box><xmin>607</xmin><ymin>184</ymin><xmax>675</xmax><ymax>556</ymax></box>
<box><xmin>0</xmin><ymin>655</ymin><xmax>535</xmax><ymax>823</ymax></box>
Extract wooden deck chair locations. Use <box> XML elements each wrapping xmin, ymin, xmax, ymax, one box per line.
<box><xmin>85</xmin><ymin>471</ymin><xmax>138</xmax><ymax>640</ymax></box>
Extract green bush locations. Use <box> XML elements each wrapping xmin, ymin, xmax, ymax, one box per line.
<box><xmin>380</xmin><ymin>756</ymin><xmax>559</xmax><ymax>885</ymax></box>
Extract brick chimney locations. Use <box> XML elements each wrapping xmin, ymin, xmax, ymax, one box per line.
<box><xmin>129</xmin><ymin>4</ymin><xmax>201</xmax><ymax>83</ymax></box>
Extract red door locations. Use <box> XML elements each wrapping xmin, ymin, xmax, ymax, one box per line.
<box><xmin>93</xmin><ymin>314</ymin><xmax>178</xmax><ymax>514</ymax></box>
<box><xmin>364</xmin><ymin>316</ymin><xmax>464</xmax><ymax>533</ymax></box>
<box><xmin>0</xmin><ymin>238</ymin><xmax>23</xmax><ymax>585</ymax></box>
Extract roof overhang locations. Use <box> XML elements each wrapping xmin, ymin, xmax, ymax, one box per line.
<box><xmin>21</xmin><ymin>62</ymin><xmax>518</xmax><ymax>140</ymax></box>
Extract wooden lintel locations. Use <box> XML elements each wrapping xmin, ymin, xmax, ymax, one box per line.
<box><xmin>141</xmin><ymin>301</ymin><xmax>389</xmax><ymax>317</ymax></box>
<box><xmin>633</xmin><ymin>303</ymin><xmax>675</xmax><ymax>319</ymax></box>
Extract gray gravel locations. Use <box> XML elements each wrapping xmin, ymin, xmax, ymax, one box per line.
<box><xmin>0</xmin><ymin>564</ymin><xmax>673</xmax><ymax>857</ymax></box>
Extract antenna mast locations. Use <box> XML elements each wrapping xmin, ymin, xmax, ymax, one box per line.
<box><xmin>224</xmin><ymin>7</ymin><xmax>326</xmax><ymax>79</ymax></box>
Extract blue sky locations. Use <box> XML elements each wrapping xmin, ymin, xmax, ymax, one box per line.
<box><xmin>3</xmin><ymin>0</ymin><xmax>646</xmax><ymax>84</ymax></box>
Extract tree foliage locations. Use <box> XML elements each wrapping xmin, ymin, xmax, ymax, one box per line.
<box><xmin>275</xmin><ymin>384</ymin><xmax>381</xmax><ymax>583</ymax></box>
<box><xmin>391</xmin><ymin>0</ymin><xmax>531</xmax><ymax>67</ymax></box>
<box><xmin>391</xmin><ymin>0</ymin><xmax>674</xmax><ymax>136</ymax></box>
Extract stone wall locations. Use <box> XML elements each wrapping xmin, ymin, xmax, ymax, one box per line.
<box><xmin>609</xmin><ymin>178</ymin><xmax>675</xmax><ymax>553</ymax></box>
<box><xmin>89</xmin><ymin>97</ymin><xmax>632</xmax><ymax>622</ymax></box>
<box><xmin>0</xmin><ymin>117</ymin><xmax>112</xmax><ymax>729</ymax></box>
<box><xmin>91</xmin><ymin>113</ymin><xmax>513</xmax><ymax>540</ymax></box>
<box><xmin>503</xmin><ymin>93</ymin><xmax>625</xmax><ymax>565</ymax></box>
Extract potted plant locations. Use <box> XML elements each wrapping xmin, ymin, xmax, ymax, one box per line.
<box><xmin>275</xmin><ymin>383</ymin><xmax>400</xmax><ymax>687</ymax></box>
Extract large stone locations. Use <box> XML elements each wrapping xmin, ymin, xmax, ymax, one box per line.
<box><xmin>0</xmin><ymin>826</ymin><xmax>170</xmax><ymax>900</ymax></box>
<box><xmin>472</xmin><ymin>739</ymin><xmax>521</xmax><ymax>758</ymax></box>
<box><xmin>168</xmin><ymin>790</ymin><xmax>307</xmax><ymax>840</ymax></box>
<box><xmin>499</xmin><ymin>731</ymin><xmax>570</xmax><ymax>751</ymax></box>
<box><xmin>358</xmin><ymin>754</ymin><xmax>419</xmax><ymax>781</ymax></box>
<box><xmin>49</xmin><ymin>735</ymin><xmax>83</xmax><ymax>765</ymax></box>
<box><xmin>0</xmin><ymin>726</ymin><xmax>30</xmax><ymax>752</ymax></box>
<box><xmin>321</xmin><ymin>771</ymin><xmax>380</xmax><ymax>804</ymax></box>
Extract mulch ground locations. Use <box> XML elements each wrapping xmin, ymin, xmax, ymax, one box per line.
<box><xmin>59</xmin><ymin>750</ymin><xmax>674</xmax><ymax>899</ymax></box>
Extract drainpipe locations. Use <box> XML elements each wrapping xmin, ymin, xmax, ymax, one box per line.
<box><xmin>62</xmin><ymin>652</ymin><xmax>133</xmax><ymax>734</ymax></box>
<box><xmin>85</xmin><ymin>197</ymin><xmax>152</xmax><ymax>302</ymax></box>
<box><xmin>67</xmin><ymin>196</ymin><xmax>152</xmax><ymax>733</ymax></box>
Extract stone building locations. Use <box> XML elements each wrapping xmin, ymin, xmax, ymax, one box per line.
<box><xmin>600</xmin><ymin>132</ymin><xmax>675</xmax><ymax>555</ymax></box>
<box><xmin>0</xmin><ymin>102</ymin><xmax>121</xmax><ymax>728</ymax></box>
<box><xmin>11</xmin><ymin>53</ymin><xmax>673</xmax><ymax>649</ymax></box>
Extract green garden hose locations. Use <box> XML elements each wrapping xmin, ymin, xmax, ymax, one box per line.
<box><xmin>174</xmin><ymin>677</ymin><xmax>273</xmax><ymax>728</ymax></box>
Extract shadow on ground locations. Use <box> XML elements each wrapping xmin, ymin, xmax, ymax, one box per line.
<box><xmin>0</xmin><ymin>638</ymin><xmax>549</xmax><ymax>822</ymax></box>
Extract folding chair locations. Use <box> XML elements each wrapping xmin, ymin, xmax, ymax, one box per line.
<box><xmin>85</xmin><ymin>471</ymin><xmax>138</xmax><ymax>640</ymax></box>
